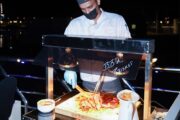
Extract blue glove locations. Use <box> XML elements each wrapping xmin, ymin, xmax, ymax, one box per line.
<box><xmin>64</xmin><ymin>70</ymin><xmax>77</xmax><ymax>89</ymax></box>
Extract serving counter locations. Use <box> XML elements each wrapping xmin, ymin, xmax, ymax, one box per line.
<box><xmin>34</xmin><ymin>35</ymin><xmax>155</xmax><ymax>120</ymax></box>
<box><xmin>23</xmin><ymin>90</ymin><xmax>144</xmax><ymax>120</ymax></box>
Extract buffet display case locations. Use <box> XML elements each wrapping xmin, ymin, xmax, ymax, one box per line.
<box><xmin>34</xmin><ymin>34</ymin><xmax>155</xmax><ymax>120</ymax></box>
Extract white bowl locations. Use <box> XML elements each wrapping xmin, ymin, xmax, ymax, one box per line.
<box><xmin>117</xmin><ymin>89</ymin><xmax>140</xmax><ymax>102</ymax></box>
<box><xmin>37</xmin><ymin>99</ymin><xmax>55</xmax><ymax>113</ymax></box>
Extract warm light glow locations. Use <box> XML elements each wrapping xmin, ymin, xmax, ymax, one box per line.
<box><xmin>152</xmin><ymin>58</ymin><xmax>158</xmax><ymax>63</ymax></box>
<box><xmin>13</xmin><ymin>20</ymin><xmax>18</xmax><ymax>23</ymax></box>
<box><xmin>166</xmin><ymin>20</ymin><xmax>170</xmax><ymax>24</ymax></box>
<box><xmin>116</xmin><ymin>52</ymin><xmax>123</xmax><ymax>58</ymax></box>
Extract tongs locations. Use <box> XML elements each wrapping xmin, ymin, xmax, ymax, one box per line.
<box><xmin>75</xmin><ymin>85</ymin><xmax>86</xmax><ymax>93</ymax></box>
<box><xmin>75</xmin><ymin>85</ymin><xmax>90</xmax><ymax>97</ymax></box>
<box><xmin>75</xmin><ymin>70</ymin><xmax>106</xmax><ymax>95</ymax></box>
<box><xmin>94</xmin><ymin>71</ymin><xmax>106</xmax><ymax>93</ymax></box>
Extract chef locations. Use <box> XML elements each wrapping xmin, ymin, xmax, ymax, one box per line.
<box><xmin>64</xmin><ymin>0</ymin><xmax>131</xmax><ymax>94</ymax></box>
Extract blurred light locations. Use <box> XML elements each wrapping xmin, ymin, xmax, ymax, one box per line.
<box><xmin>116</xmin><ymin>52</ymin><xmax>123</xmax><ymax>58</ymax></box>
<box><xmin>131</xmin><ymin>24</ymin><xmax>136</xmax><ymax>29</ymax></box>
<box><xmin>0</xmin><ymin>35</ymin><xmax>3</xmax><ymax>48</ymax></box>
<box><xmin>21</xmin><ymin>61</ymin><xmax>25</xmax><ymax>64</ymax></box>
<box><xmin>152</xmin><ymin>58</ymin><xmax>158</xmax><ymax>64</ymax></box>
<box><xmin>16</xmin><ymin>58</ymin><xmax>26</xmax><ymax>64</ymax></box>
<box><xmin>155</xmin><ymin>70</ymin><xmax>159</xmax><ymax>73</ymax></box>
<box><xmin>17</xmin><ymin>58</ymin><xmax>21</xmax><ymax>63</ymax></box>
<box><xmin>9</xmin><ymin>46</ymin><xmax>13</xmax><ymax>49</ymax></box>
<box><xmin>13</xmin><ymin>20</ymin><xmax>18</xmax><ymax>23</ymax></box>
<box><xmin>160</xmin><ymin>21</ymin><xmax>163</xmax><ymax>24</ymax></box>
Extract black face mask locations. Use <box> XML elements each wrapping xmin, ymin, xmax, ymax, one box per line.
<box><xmin>83</xmin><ymin>8</ymin><xmax>98</xmax><ymax>20</ymax></box>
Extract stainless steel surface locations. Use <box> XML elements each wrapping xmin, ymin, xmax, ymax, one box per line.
<box><xmin>46</xmin><ymin>67</ymin><xmax>54</xmax><ymax>99</ymax></box>
<box><xmin>42</xmin><ymin>35</ymin><xmax>155</xmax><ymax>54</ymax></box>
<box><xmin>139</xmin><ymin>66</ymin><xmax>180</xmax><ymax>73</ymax></box>
<box><xmin>144</xmin><ymin>54</ymin><xmax>153</xmax><ymax>120</ymax></box>
<box><xmin>16</xmin><ymin>88</ymin><xmax>28</xmax><ymax>114</ymax></box>
<box><xmin>153</xmin><ymin>67</ymin><xmax>180</xmax><ymax>73</ymax></box>
<box><xmin>134</xmin><ymin>86</ymin><xmax>180</xmax><ymax>94</ymax></box>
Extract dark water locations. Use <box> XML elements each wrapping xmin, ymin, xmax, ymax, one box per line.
<box><xmin>0</xmin><ymin>25</ymin><xmax>180</xmax><ymax>111</ymax></box>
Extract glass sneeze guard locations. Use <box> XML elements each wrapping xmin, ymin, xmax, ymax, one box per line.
<box><xmin>35</xmin><ymin>34</ymin><xmax>155</xmax><ymax>120</ymax></box>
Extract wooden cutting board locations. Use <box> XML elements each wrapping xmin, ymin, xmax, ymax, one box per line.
<box><xmin>55</xmin><ymin>93</ymin><xmax>120</xmax><ymax>120</ymax></box>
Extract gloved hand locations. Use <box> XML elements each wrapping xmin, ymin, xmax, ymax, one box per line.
<box><xmin>64</xmin><ymin>70</ymin><xmax>77</xmax><ymax>89</ymax></box>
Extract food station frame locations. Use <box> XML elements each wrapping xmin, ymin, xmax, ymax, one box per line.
<box><xmin>40</xmin><ymin>34</ymin><xmax>155</xmax><ymax>120</ymax></box>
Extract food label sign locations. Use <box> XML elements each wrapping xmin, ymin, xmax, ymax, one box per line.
<box><xmin>103</xmin><ymin>55</ymin><xmax>141</xmax><ymax>80</ymax></box>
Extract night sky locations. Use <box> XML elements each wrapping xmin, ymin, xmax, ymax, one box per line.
<box><xmin>2</xmin><ymin>0</ymin><xmax>179</xmax><ymax>18</ymax></box>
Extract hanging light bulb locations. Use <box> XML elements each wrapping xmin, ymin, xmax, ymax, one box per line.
<box><xmin>59</xmin><ymin>47</ymin><xmax>79</xmax><ymax>70</ymax></box>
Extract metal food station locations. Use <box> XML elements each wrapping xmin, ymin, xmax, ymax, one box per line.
<box><xmin>31</xmin><ymin>34</ymin><xmax>154</xmax><ymax>120</ymax></box>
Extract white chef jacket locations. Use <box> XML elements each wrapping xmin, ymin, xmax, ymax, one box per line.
<box><xmin>65</xmin><ymin>9</ymin><xmax>131</xmax><ymax>38</ymax></box>
<box><xmin>64</xmin><ymin>9</ymin><xmax>131</xmax><ymax>83</ymax></box>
